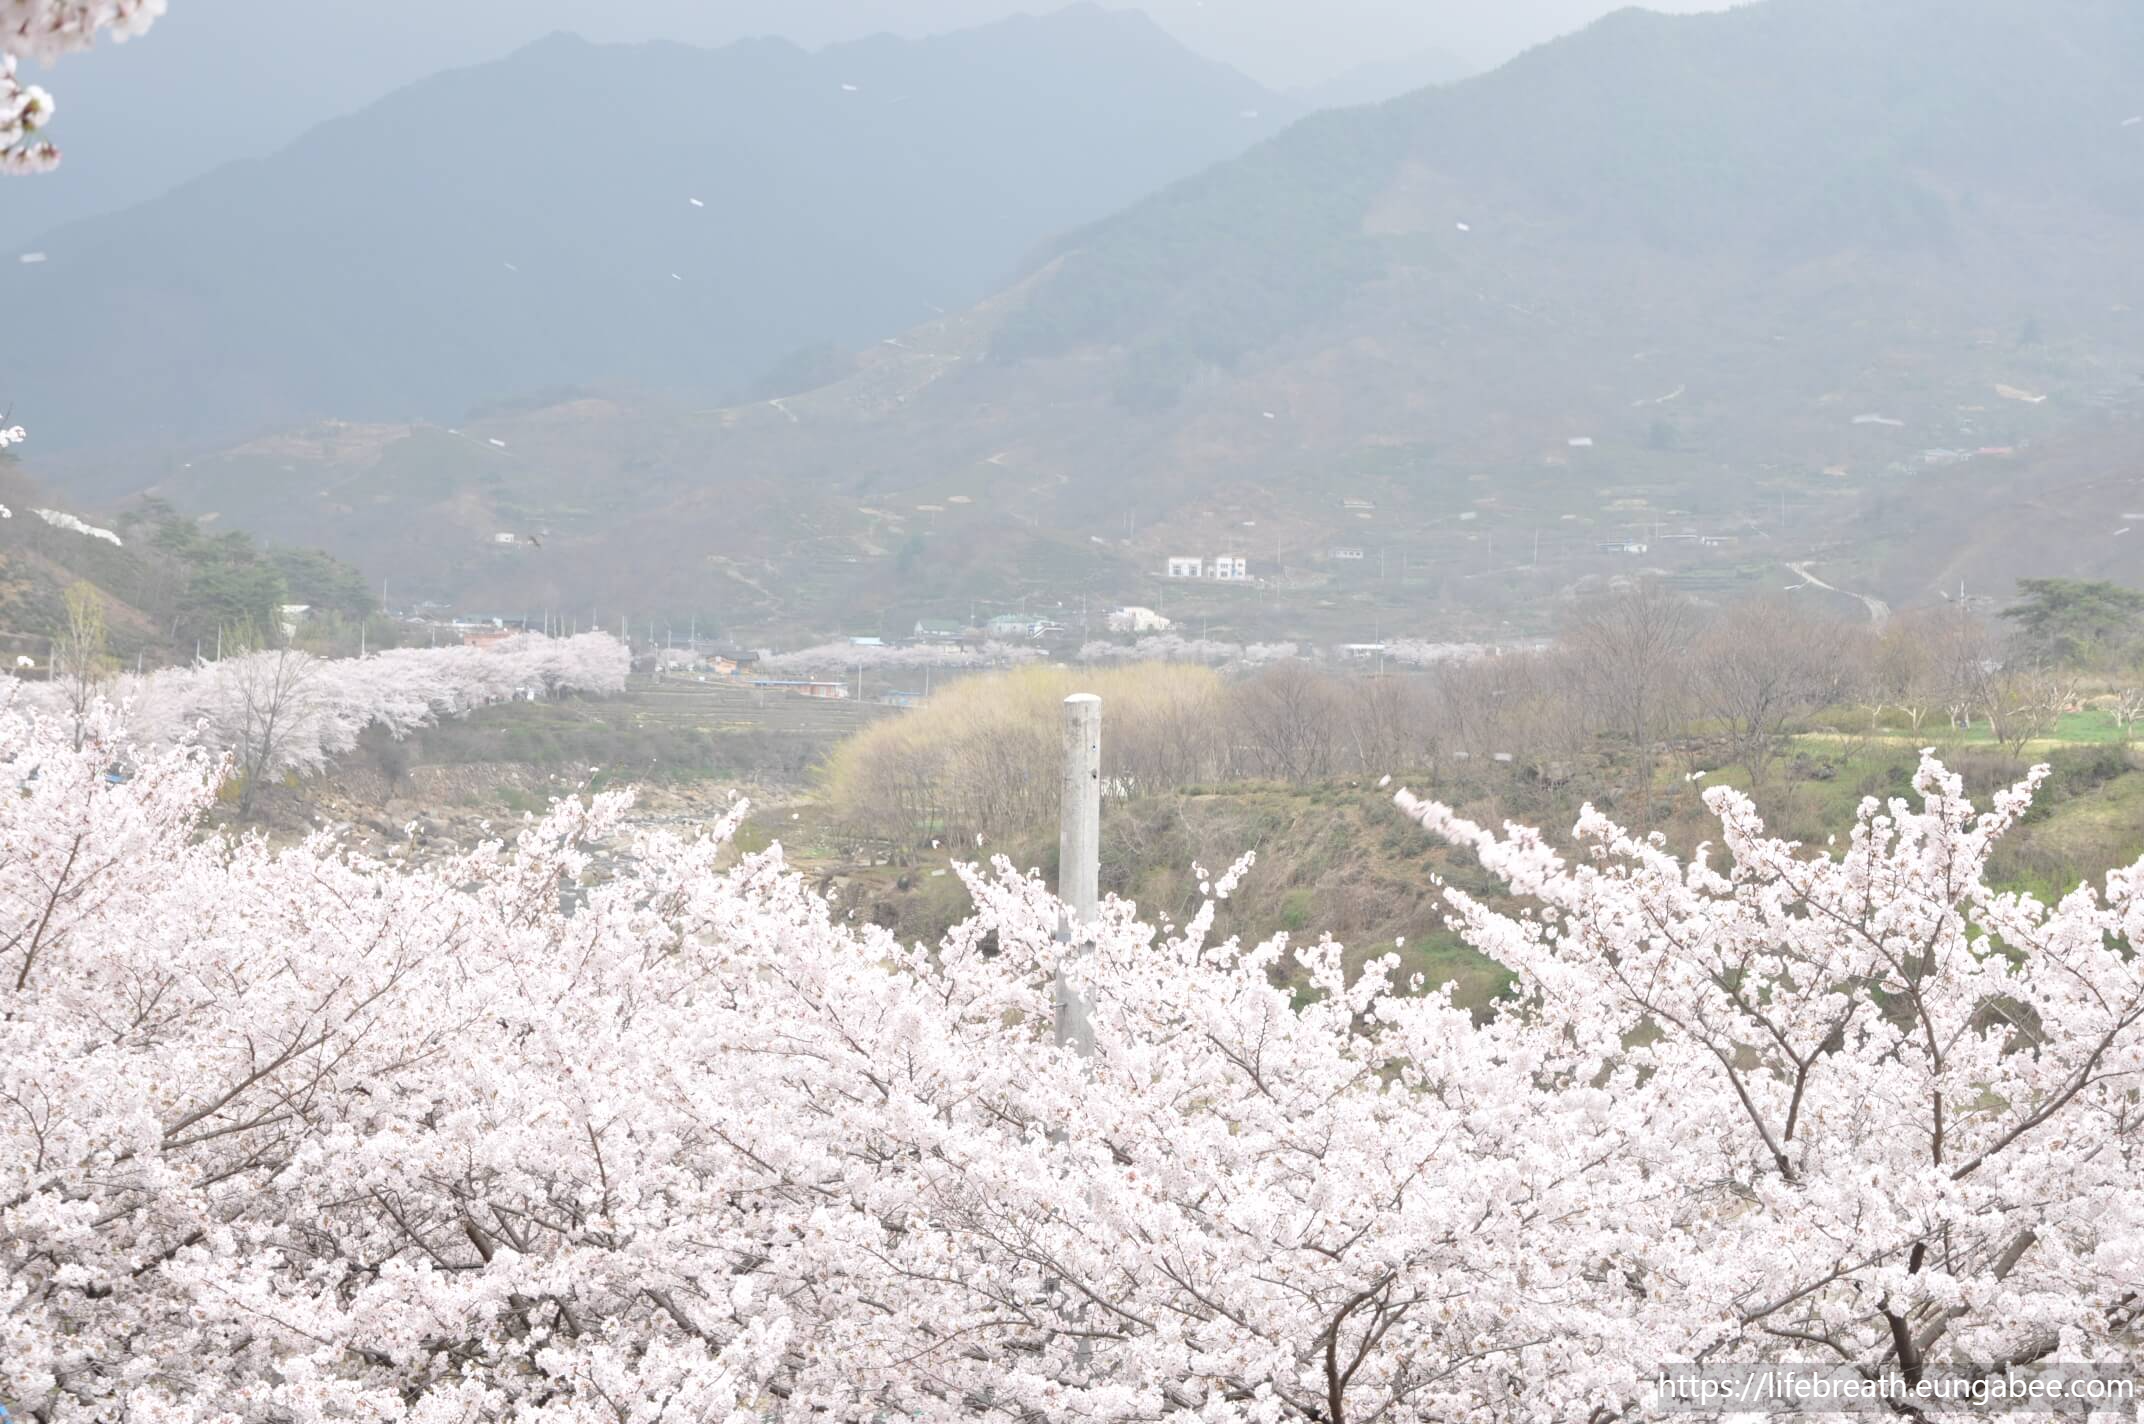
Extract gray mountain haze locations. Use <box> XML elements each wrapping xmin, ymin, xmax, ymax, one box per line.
<box><xmin>4</xmin><ymin>5</ymin><xmax>1291</xmax><ymax>450</ymax></box>
<box><xmin>0</xmin><ymin>0</ymin><xmax>1732</xmax><ymax>251</ymax></box>
<box><xmin>1289</xmin><ymin>48</ymin><xmax>1479</xmax><ymax>111</ymax></box>
<box><xmin>53</xmin><ymin>0</ymin><xmax>2139</xmax><ymax>637</ymax></box>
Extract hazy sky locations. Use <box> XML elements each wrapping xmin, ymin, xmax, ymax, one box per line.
<box><xmin>2</xmin><ymin>0</ymin><xmax>1742</xmax><ymax>250</ymax></box>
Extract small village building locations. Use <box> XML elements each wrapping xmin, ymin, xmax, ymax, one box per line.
<box><xmin>1166</xmin><ymin>556</ymin><xmax>1204</xmax><ymax>579</ymax></box>
<box><xmin>912</xmin><ymin>618</ymin><xmax>966</xmax><ymax>643</ymax></box>
<box><xmin>1331</xmin><ymin>547</ymin><xmax>1366</xmax><ymax>561</ymax></box>
<box><xmin>1107</xmin><ymin>606</ymin><xmax>1173</xmax><ymax>633</ymax></box>
<box><xmin>1211</xmin><ymin>556</ymin><xmax>1249</xmax><ymax>581</ymax></box>
<box><xmin>708</xmin><ymin>647</ymin><xmax>761</xmax><ymax>676</ymax></box>
<box><xmin>754</xmin><ymin>679</ymin><xmax>849</xmax><ymax>700</ymax></box>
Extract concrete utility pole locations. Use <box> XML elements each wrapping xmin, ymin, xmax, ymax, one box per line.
<box><xmin>1054</xmin><ymin>694</ymin><xmax>1101</xmax><ymax>1058</ymax></box>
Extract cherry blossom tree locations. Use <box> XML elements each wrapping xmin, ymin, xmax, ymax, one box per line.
<box><xmin>1380</xmin><ymin>639</ymin><xmax>1498</xmax><ymax>667</ymax></box>
<box><xmin>0</xmin><ymin>702</ymin><xmax>1657</xmax><ymax>1421</ymax></box>
<box><xmin>759</xmin><ymin>641</ymin><xmax>1041</xmax><ymax>675</ymax></box>
<box><xmin>3</xmin><ymin>0</ymin><xmax>167</xmax><ymax>173</ymax></box>
<box><xmin>1399</xmin><ymin>760</ymin><xmax>2144</xmax><ymax>1395</ymax></box>
<box><xmin>2112</xmin><ymin>684</ymin><xmax>2144</xmax><ymax>740</ymax></box>
<box><xmin>1077</xmin><ymin>636</ymin><xmax>1300</xmax><ymax>667</ymax></box>
<box><xmin>3</xmin><ymin>677</ymin><xmax>2139</xmax><ymax>1418</ymax></box>
<box><xmin>8</xmin><ymin>632</ymin><xmax>628</xmax><ymax>802</ymax></box>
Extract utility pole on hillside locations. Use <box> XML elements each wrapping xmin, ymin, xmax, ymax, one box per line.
<box><xmin>1054</xmin><ymin>694</ymin><xmax>1101</xmax><ymax>1059</ymax></box>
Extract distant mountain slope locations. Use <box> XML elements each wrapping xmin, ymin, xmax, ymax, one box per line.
<box><xmin>2</xmin><ymin>4</ymin><xmax>1290</xmax><ymax>450</ymax></box>
<box><xmin>83</xmin><ymin>0</ymin><xmax>2144</xmax><ymax>639</ymax></box>
<box><xmin>0</xmin><ymin>0</ymin><xmax>1611</xmax><ymax>255</ymax></box>
<box><xmin>994</xmin><ymin>0</ymin><xmax>2144</xmax><ymax>377</ymax></box>
<box><xmin>1291</xmin><ymin>48</ymin><xmax>1474</xmax><ymax>110</ymax></box>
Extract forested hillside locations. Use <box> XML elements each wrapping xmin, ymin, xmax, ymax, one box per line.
<box><xmin>3</xmin><ymin>5</ymin><xmax>1289</xmax><ymax>449</ymax></box>
<box><xmin>78</xmin><ymin>0</ymin><xmax>2144</xmax><ymax>637</ymax></box>
<box><xmin>1</xmin><ymin>450</ymin><xmax>378</xmax><ymax>669</ymax></box>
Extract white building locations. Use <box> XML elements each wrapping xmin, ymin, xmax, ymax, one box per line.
<box><xmin>1108</xmin><ymin>606</ymin><xmax>1173</xmax><ymax>633</ymax></box>
<box><xmin>1167</xmin><ymin>555</ymin><xmax>1249</xmax><ymax>580</ymax></box>
<box><xmin>1331</xmin><ymin>547</ymin><xmax>1366</xmax><ymax>561</ymax></box>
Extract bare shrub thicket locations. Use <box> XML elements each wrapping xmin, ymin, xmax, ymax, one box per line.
<box><xmin>829</xmin><ymin>584</ymin><xmax>2144</xmax><ymax>849</ymax></box>
<box><xmin>829</xmin><ymin>649</ymin><xmax>1603</xmax><ymax>849</ymax></box>
<box><xmin>1426</xmin><ymin>646</ymin><xmax>1591</xmax><ymax>779</ymax></box>
<box><xmin>1561</xmin><ymin>587</ymin><xmax>1698</xmax><ymax>822</ymax></box>
<box><xmin>1230</xmin><ymin>662</ymin><xmax>1345</xmax><ymax>782</ymax></box>
<box><xmin>822</xmin><ymin>664</ymin><xmax>1233</xmax><ymax>848</ymax></box>
<box><xmin>1689</xmin><ymin>598</ymin><xmax>1862</xmax><ymax>784</ymax></box>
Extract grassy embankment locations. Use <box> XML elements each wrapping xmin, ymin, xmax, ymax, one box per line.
<box><xmin>341</xmin><ymin>673</ymin><xmax>2144</xmax><ymax>1021</ymax></box>
<box><xmin>773</xmin><ymin>717</ymin><xmax>2144</xmax><ymax>1020</ymax></box>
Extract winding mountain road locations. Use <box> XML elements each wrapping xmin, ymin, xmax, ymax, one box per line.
<box><xmin>1788</xmin><ymin>562</ymin><xmax>1891</xmax><ymax>626</ymax></box>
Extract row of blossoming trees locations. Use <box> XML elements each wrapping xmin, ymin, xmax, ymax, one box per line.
<box><xmin>3</xmin><ymin>679</ymin><xmax>2139</xmax><ymax>1418</ymax></box>
<box><xmin>11</xmin><ymin>632</ymin><xmax>628</xmax><ymax>811</ymax></box>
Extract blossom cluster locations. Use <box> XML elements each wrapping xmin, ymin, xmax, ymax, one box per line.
<box><xmin>2</xmin><ymin>694</ymin><xmax>2139</xmax><ymax>1420</ymax></box>
<box><xmin>9</xmin><ymin>631</ymin><xmax>628</xmax><ymax>781</ymax></box>
<box><xmin>757</xmin><ymin>640</ymin><xmax>1042</xmax><ymax>675</ymax></box>
<box><xmin>32</xmin><ymin>505</ymin><xmax>123</xmax><ymax>544</ymax></box>
<box><xmin>3</xmin><ymin>0</ymin><xmax>166</xmax><ymax>171</ymax></box>
<box><xmin>1077</xmin><ymin>635</ymin><xmax>1300</xmax><ymax>666</ymax></box>
<box><xmin>1379</xmin><ymin>638</ymin><xmax>1498</xmax><ymax>666</ymax></box>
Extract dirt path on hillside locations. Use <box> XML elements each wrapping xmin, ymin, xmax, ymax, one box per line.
<box><xmin>1788</xmin><ymin>561</ymin><xmax>1891</xmax><ymax>626</ymax></box>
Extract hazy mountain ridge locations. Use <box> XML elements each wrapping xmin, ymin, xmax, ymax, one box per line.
<box><xmin>51</xmin><ymin>0</ymin><xmax>2144</xmax><ymax>637</ymax></box>
<box><xmin>994</xmin><ymin>0</ymin><xmax>2144</xmax><ymax>379</ymax></box>
<box><xmin>1289</xmin><ymin>49</ymin><xmax>1476</xmax><ymax>110</ymax></box>
<box><xmin>0</xmin><ymin>0</ymin><xmax>1659</xmax><ymax>254</ymax></box>
<box><xmin>2</xmin><ymin>4</ymin><xmax>1291</xmax><ymax>450</ymax></box>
